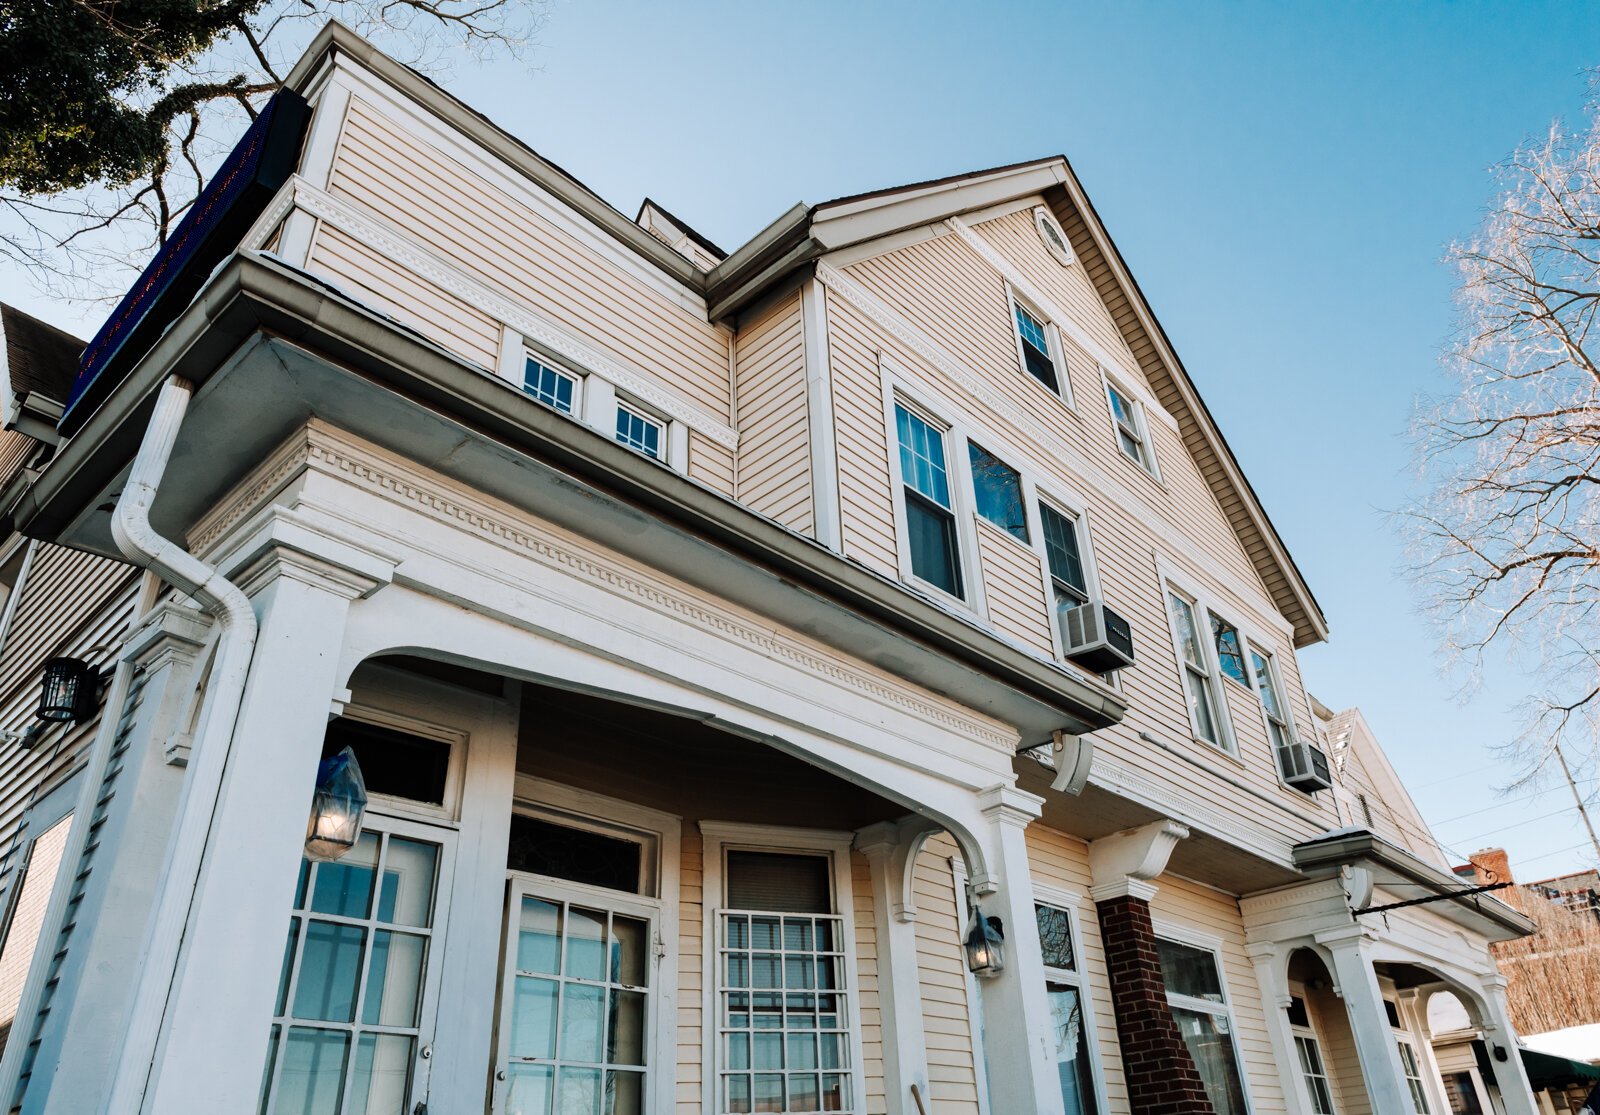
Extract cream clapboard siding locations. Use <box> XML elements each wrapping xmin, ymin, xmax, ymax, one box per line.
<box><xmin>732</xmin><ymin>294</ymin><xmax>812</xmax><ymax>534</ymax></box>
<box><xmin>826</xmin><ymin>244</ymin><xmax>1341</xmax><ymax>850</ymax></box>
<box><xmin>1025</xmin><ymin>825</ymin><xmax>1130</xmax><ymax>1111</ymax></box>
<box><xmin>307</xmin><ymin>223</ymin><xmax>502</xmax><ymax>371</ymax></box>
<box><xmin>677</xmin><ymin>827</ymin><xmax>704</xmax><ymax>1115</ymax></box>
<box><xmin>1149</xmin><ymin>876</ymin><xmax>1284</xmax><ymax>1113</ymax></box>
<box><xmin>914</xmin><ymin>834</ymin><xmax>981</xmax><ymax>1115</ymax></box>
<box><xmin>1304</xmin><ymin>981</ymin><xmax>1367</xmax><ymax>1115</ymax></box>
<box><xmin>326</xmin><ymin>97</ymin><xmax>734</xmax><ymax>423</ymax></box>
<box><xmin>852</xmin><ymin>850</ymin><xmax>887</xmax><ymax>1115</ymax></box>
<box><xmin>688</xmin><ymin>433</ymin><xmax>735</xmax><ymax>498</ymax></box>
<box><xmin>974</xmin><ymin>520</ymin><xmax>1054</xmax><ymax>655</ymax></box>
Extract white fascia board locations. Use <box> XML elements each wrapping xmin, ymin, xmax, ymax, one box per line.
<box><xmin>811</xmin><ymin>162</ymin><xmax>1068</xmax><ymax>252</ymax></box>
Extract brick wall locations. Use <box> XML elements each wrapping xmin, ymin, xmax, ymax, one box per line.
<box><xmin>1095</xmin><ymin>893</ymin><xmax>1216</xmax><ymax>1115</ymax></box>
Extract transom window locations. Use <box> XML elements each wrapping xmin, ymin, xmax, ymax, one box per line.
<box><xmin>1106</xmin><ymin>381</ymin><xmax>1152</xmax><ymax>472</ymax></box>
<box><xmin>523</xmin><ymin>356</ymin><xmax>577</xmax><ymax>414</ymax></box>
<box><xmin>616</xmin><ymin>404</ymin><xmax>664</xmax><ymax>460</ymax></box>
<box><xmin>717</xmin><ymin>850</ymin><xmax>853</xmax><ymax>1115</ymax></box>
<box><xmin>260</xmin><ymin>830</ymin><xmax>442</xmax><ymax>1115</ymax></box>
<box><xmin>506</xmin><ymin>812</ymin><xmax>656</xmax><ymax>897</ymax></box>
<box><xmin>1040</xmin><ymin>504</ymin><xmax>1090</xmax><ymax>643</ymax></box>
<box><xmin>1167</xmin><ymin>591</ymin><xmax>1232</xmax><ymax>750</ymax></box>
<box><xmin>1156</xmin><ymin>937</ymin><xmax>1248</xmax><ymax>1115</ymax></box>
<box><xmin>1036</xmin><ymin>904</ymin><xmax>1100</xmax><ymax>1115</ymax></box>
<box><xmin>1210</xmin><ymin>615</ymin><xmax>1247</xmax><ymax>685</ymax></box>
<box><xmin>1287</xmin><ymin>995</ymin><xmax>1335</xmax><ymax>1115</ymax></box>
<box><xmin>968</xmin><ymin>443</ymin><xmax>1028</xmax><ymax>542</ymax></box>
<box><xmin>894</xmin><ymin>402</ymin><xmax>963</xmax><ymax>599</ymax></box>
<box><xmin>1013</xmin><ymin>303</ymin><xmax>1062</xmax><ymax>394</ymax></box>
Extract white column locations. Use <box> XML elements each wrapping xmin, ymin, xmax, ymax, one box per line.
<box><xmin>855</xmin><ymin>820</ymin><xmax>936</xmax><ymax>1115</ymax></box>
<box><xmin>969</xmin><ymin>785</ymin><xmax>1067</xmax><ymax>1115</ymax></box>
<box><xmin>132</xmin><ymin>521</ymin><xmax>393</xmax><ymax>1114</ymax></box>
<box><xmin>1247</xmin><ymin>945</ymin><xmax>1315</xmax><ymax>1115</ymax></box>
<box><xmin>1477</xmin><ymin>975</ymin><xmax>1540</xmax><ymax>1115</ymax></box>
<box><xmin>1317</xmin><ymin>926</ymin><xmax>1415</xmax><ymax>1114</ymax></box>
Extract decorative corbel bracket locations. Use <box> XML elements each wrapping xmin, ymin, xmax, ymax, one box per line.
<box><xmin>1088</xmin><ymin>818</ymin><xmax>1190</xmax><ymax>903</ymax></box>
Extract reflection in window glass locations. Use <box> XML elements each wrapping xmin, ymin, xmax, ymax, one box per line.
<box><xmin>968</xmin><ymin>444</ymin><xmax>1028</xmax><ymax>542</ymax></box>
<box><xmin>1210</xmin><ymin>615</ymin><xmax>1247</xmax><ymax>685</ymax></box>
<box><xmin>895</xmin><ymin>403</ymin><xmax>962</xmax><ymax>599</ymax></box>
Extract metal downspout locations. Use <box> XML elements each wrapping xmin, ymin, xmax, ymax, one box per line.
<box><xmin>101</xmin><ymin>376</ymin><xmax>260</xmax><ymax>1114</ymax></box>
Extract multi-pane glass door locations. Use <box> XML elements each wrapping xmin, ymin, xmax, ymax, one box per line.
<box><xmin>260</xmin><ymin>824</ymin><xmax>451</xmax><ymax>1115</ymax></box>
<box><xmin>494</xmin><ymin>879</ymin><xmax>656</xmax><ymax>1115</ymax></box>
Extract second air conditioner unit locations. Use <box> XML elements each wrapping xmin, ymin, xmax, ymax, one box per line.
<box><xmin>1278</xmin><ymin>738</ymin><xmax>1333</xmax><ymax>792</ymax></box>
<box><xmin>1061</xmin><ymin>601</ymin><xmax>1135</xmax><ymax>674</ymax></box>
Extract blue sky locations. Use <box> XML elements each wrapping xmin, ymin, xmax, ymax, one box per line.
<box><xmin>7</xmin><ymin>2</ymin><xmax>1600</xmax><ymax>877</ymax></box>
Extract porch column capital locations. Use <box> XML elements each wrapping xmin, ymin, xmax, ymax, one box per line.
<box><xmin>1088</xmin><ymin>818</ymin><xmax>1189</xmax><ymax>902</ymax></box>
<box><xmin>976</xmin><ymin>783</ymin><xmax>1043</xmax><ymax>828</ymax></box>
<box><xmin>854</xmin><ymin>816</ymin><xmax>941</xmax><ymax>924</ymax></box>
<box><xmin>216</xmin><ymin>506</ymin><xmax>397</xmax><ymax>601</ymax></box>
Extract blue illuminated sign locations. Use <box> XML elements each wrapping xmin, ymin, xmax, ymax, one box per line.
<box><xmin>60</xmin><ymin>89</ymin><xmax>311</xmax><ymax>435</ymax></box>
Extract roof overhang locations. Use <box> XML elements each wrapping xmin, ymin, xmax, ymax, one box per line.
<box><xmin>1295</xmin><ymin>830</ymin><xmax>1536</xmax><ymax>940</ymax></box>
<box><xmin>10</xmin><ymin>253</ymin><xmax>1127</xmax><ymax>747</ymax></box>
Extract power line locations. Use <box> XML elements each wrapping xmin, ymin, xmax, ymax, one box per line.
<box><xmin>1430</xmin><ymin>778</ymin><xmax>1600</xmax><ymax>828</ymax></box>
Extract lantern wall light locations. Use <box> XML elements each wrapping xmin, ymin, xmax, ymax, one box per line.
<box><xmin>964</xmin><ymin>905</ymin><xmax>1006</xmax><ymax>978</ymax></box>
<box><xmin>305</xmin><ymin>746</ymin><xmax>368</xmax><ymax>862</ymax></box>
<box><xmin>37</xmin><ymin>657</ymin><xmax>98</xmax><ymax>725</ymax></box>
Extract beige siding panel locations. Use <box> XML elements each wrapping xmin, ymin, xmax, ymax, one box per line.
<box><xmin>308</xmin><ymin>223</ymin><xmax>501</xmax><ymax>371</ymax></box>
<box><xmin>733</xmin><ymin>294</ymin><xmax>812</xmax><ymax>533</ymax></box>
<box><xmin>0</xmin><ymin>433</ymin><xmax>36</xmax><ymax>495</ymax></box>
<box><xmin>1305</xmin><ymin>982</ymin><xmax>1367</xmax><ymax>1115</ymax></box>
<box><xmin>913</xmin><ymin>835</ymin><xmax>981</xmax><ymax>1115</ymax></box>
<box><xmin>330</xmin><ymin>100</ymin><xmax>732</xmax><ymax>422</ymax></box>
<box><xmin>677</xmin><ymin>826</ymin><xmax>704</xmax><ymax>1115</ymax></box>
<box><xmin>1025</xmin><ymin>825</ymin><xmax>1129</xmax><ymax>1111</ymax></box>
<box><xmin>974</xmin><ymin>520</ymin><xmax>1054</xmax><ymax>655</ymax></box>
<box><xmin>826</xmin><ymin>300</ymin><xmax>898</xmax><ymax>577</ymax></box>
<box><xmin>688</xmin><ymin>433</ymin><xmax>735</xmax><ymax>498</ymax></box>
<box><xmin>852</xmin><ymin>850</ymin><xmax>886</xmax><ymax>1115</ymax></box>
<box><xmin>1150</xmin><ymin>876</ymin><xmax>1284</xmax><ymax>1113</ymax></box>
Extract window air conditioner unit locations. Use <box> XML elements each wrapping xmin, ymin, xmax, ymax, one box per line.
<box><xmin>1061</xmin><ymin>602</ymin><xmax>1135</xmax><ymax>673</ymax></box>
<box><xmin>1278</xmin><ymin>738</ymin><xmax>1333</xmax><ymax>792</ymax></box>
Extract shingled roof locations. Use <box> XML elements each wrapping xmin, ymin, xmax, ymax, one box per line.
<box><xmin>1</xmin><ymin>304</ymin><xmax>83</xmax><ymax>406</ymax></box>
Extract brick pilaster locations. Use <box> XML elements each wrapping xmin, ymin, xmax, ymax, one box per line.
<box><xmin>1095</xmin><ymin>893</ymin><xmax>1216</xmax><ymax>1115</ymax></box>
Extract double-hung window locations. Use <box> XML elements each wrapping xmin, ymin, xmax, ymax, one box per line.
<box><xmin>716</xmin><ymin>848</ymin><xmax>856</xmax><ymax>1115</ymax></box>
<box><xmin>968</xmin><ymin>443</ymin><xmax>1028</xmax><ymax>542</ymax></box>
<box><xmin>1167</xmin><ymin>591</ymin><xmax>1231</xmax><ymax>750</ymax></box>
<box><xmin>1396</xmin><ymin>1037</ymin><xmax>1431</xmax><ymax>1114</ymax></box>
<box><xmin>1013</xmin><ymin>303</ymin><xmax>1062</xmax><ymax>395</ymax></box>
<box><xmin>1156</xmin><ymin>937</ymin><xmax>1249</xmax><ymax>1115</ymax></box>
<box><xmin>523</xmin><ymin>355</ymin><xmax>578</xmax><ymax>415</ymax></box>
<box><xmin>1250</xmin><ymin>649</ymin><xmax>1299</xmax><ymax>779</ymax></box>
<box><xmin>616</xmin><ymin>403</ymin><xmax>665</xmax><ymax>460</ymax></box>
<box><xmin>895</xmin><ymin>403</ymin><xmax>963</xmax><ymax>599</ymax></box>
<box><xmin>1035</xmin><ymin>903</ymin><xmax>1101</xmax><ymax>1115</ymax></box>
<box><xmin>1106</xmin><ymin>381</ymin><xmax>1153</xmax><ymax>473</ymax></box>
<box><xmin>1040</xmin><ymin>504</ymin><xmax>1090</xmax><ymax>644</ymax></box>
<box><xmin>1287</xmin><ymin>995</ymin><xmax>1335</xmax><ymax>1115</ymax></box>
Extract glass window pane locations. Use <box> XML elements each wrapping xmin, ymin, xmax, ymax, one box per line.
<box><xmin>1210</xmin><ymin>615</ymin><xmax>1247</xmax><ymax>684</ymax></box>
<box><xmin>347</xmin><ymin>1032</ymin><xmax>414</xmax><ymax>1115</ymax></box>
<box><xmin>558</xmin><ymin>1066</ymin><xmax>604</xmax><ymax>1115</ymax></box>
<box><xmin>616</xmin><ymin>407</ymin><xmax>662</xmax><ymax>459</ymax></box>
<box><xmin>1035</xmin><ymin>905</ymin><xmax>1077</xmax><ymax>971</ymax></box>
<box><xmin>560</xmin><ymin>983</ymin><xmax>606</xmax><ymax>1062</ymax></box>
<box><xmin>565</xmin><ymin>907</ymin><xmax>607</xmax><ymax>981</ymax></box>
<box><xmin>727</xmin><ymin>853</ymin><xmax>832</xmax><ymax>914</ymax></box>
<box><xmin>609</xmin><ymin>989</ymin><xmax>646</xmax><ymax>1066</ymax></box>
<box><xmin>275</xmin><ymin>919</ymin><xmax>300</xmax><ymax>1015</ymax></box>
<box><xmin>754</xmin><ymin>1073</ymin><xmax>784</xmax><ymax>1113</ymax></box>
<box><xmin>1107</xmin><ymin>384</ymin><xmax>1135</xmax><ymax>426</ymax></box>
<box><xmin>309</xmin><ymin>833</ymin><xmax>379</xmax><ymax>918</ymax></box>
<box><xmin>1048</xmin><ymin>984</ymin><xmax>1100</xmax><ymax>1115</ymax></box>
<box><xmin>1118</xmin><ymin>428</ymin><xmax>1143</xmax><ymax>461</ymax></box>
<box><xmin>511</xmin><ymin>976</ymin><xmax>559</xmax><ymax>1060</ymax></box>
<box><xmin>524</xmin><ymin>358</ymin><xmax>577</xmax><ymax>415</ymax></box>
<box><xmin>1168</xmin><ymin>594</ymin><xmax>1203</xmax><ymax>668</ymax></box>
<box><xmin>506</xmin><ymin>1063</ymin><xmax>553</xmax><ymax>1115</ymax></box>
<box><xmin>612</xmin><ymin>915</ymin><xmax>649</xmax><ymax>987</ymax></box>
<box><xmin>258</xmin><ymin>1025</ymin><xmax>280</xmax><ymax>1115</ymax></box>
<box><xmin>1186</xmin><ymin>669</ymin><xmax>1219</xmax><ymax>744</ymax></box>
<box><xmin>278</xmin><ymin>1027</ymin><xmax>350</xmax><ymax>1115</ymax></box>
<box><xmin>377</xmin><ymin>838</ymin><xmax>438</xmax><ymax>928</ymax></box>
<box><xmin>905</xmin><ymin>494</ymin><xmax>963</xmax><ymax>597</ymax></box>
<box><xmin>508</xmin><ymin>815</ymin><xmax>645</xmax><ymax>894</ymax></box>
<box><xmin>518</xmin><ymin>898</ymin><xmax>562</xmax><ymax>974</ymax></box>
<box><xmin>606</xmin><ymin>1069</ymin><xmax>643</xmax><ymax>1115</ymax></box>
<box><xmin>726</xmin><ymin>1074</ymin><xmax>752</xmax><ymax>1114</ymax></box>
<box><xmin>894</xmin><ymin>404</ymin><xmax>951</xmax><ymax>508</ymax></box>
<box><xmin>321</xmin><ymin>719</ymin><xmax>451</xmax><ymax>806</ymax></box>
<box><xmin>293</xmin><ymin>921</ymin><xmax>366</xmax><ymax>1023</ymax></box>
<box><xmin>969</xmin><ymin>444</ymin><xmax>1029</xmax><ymax>541</ymax></box>
<box><xmin>1040</xmin><ymin>506</ymin><xmax>1087</xmax><ymax>596</ymax></box>
<box><xmin>1170</xmin><ymin>1006</ymin><xmax>1248</xmax><ymax>1115</ymax></box>
<box><xmin>1157</xmin><ymin>938</ymin><xmax>1225</xmax><ymax>1003</ymax></box>
<box><xmin>363</xmin><ymin>930</ymin><xmax>426</xmax><ymax>1027</ymax></box>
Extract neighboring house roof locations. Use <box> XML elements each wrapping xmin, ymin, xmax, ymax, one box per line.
<box><xmin>1325</xmin><ymin>706</ymin><xmax>1448</xmax><ymax>867</ymax></box>
<box><xmin>0</xmin><ymin>304</ymin><xmax>83</xmax><ymax>407</ymax></box>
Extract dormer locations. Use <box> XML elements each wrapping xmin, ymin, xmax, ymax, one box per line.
<box><xmin>635</xmin><ymin>199</ymin><xmax>726</xmax><ymax>271</ymax></box>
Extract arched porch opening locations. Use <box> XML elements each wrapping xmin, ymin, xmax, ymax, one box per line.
<box><xmin>1285</xmin><ymin>946</ymin><xmax>1366</xmax><ymax>1115</ymax></box>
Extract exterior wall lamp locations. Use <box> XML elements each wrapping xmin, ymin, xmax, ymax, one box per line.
<box><xmin>37</xmin><ymin>657</ymin><xmax>98</xmax><ymax>724</ymax></box>
<box><xmin>964</xmin><ymin>905</ymin><xmax>1006</xmax><ymax>977</ymax></box>
<box><xmin>304</xmin><ymin>746</ymin><xmax>368</xmax><ymax>862</ymax></box>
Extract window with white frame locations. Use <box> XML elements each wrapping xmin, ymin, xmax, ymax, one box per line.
<box><xmin>0</xmin><ymin>812</ymin><xmax>71</xmax><ymax>1054</ymax></box>
<box><xmin>1105</xmin><ymin>379</ymin><xmax>1154</xmax><ymax>473</ymax></box>
<box><xmin>1166</xmin><ymin>590</ymin><xmax>1232</xmax><ymax>750</ymax></box>
<box><xmin>1396</xmin><ymin>1036</ymin><xmax>1431</xmax><ymax>1114</ymax></box>
<box><xmin>1286</xmin><ymin>995</ymin><xmax>1335</xmax><ymax>1115</ymax></box>
<box><xmin>1210</xmin><ymin>615</ymin><xmax>1248</xmax><ymax>686</ymax></box>
<box><xmin>894</xmin><ymin>402</ymin><xmax>964</xmax><ymax>600</ymax></box>
<box><xmin>1441</xmin><ymin>1071</ymin><xmax>1484</xmax><ymax>1114</ymax></box>
<box><xmin>1035</xmin><ymin>207</ymin><xmax>1075</xmax><ymax>267</ymax></box>
<box><xmin>522</xmin><ymin>355</ymin><xmax>579</xmax><ymax>415</ymax></box>
<box><xmin>968</xmin><ymin>443</ymin><xmax>1029</xmax><ymax>542</ymax></box>
<box><xmin>1039</xmin><ymin>503</ymin><xmax>1090</xmax><ymax>642</ymax></box>
<box><xmin>1012</xmin><ymin>300</ymin><xmax>1065</xmax><ymax>397</ymax></box>
<box><xmin>0</xmin><ymin>543</ymin><xmax>32</xmax><ymax>660</ymax></box>
<box><xmin>1156</xmin><ymin>937</ymin><xmax>1249</xmax><ymax>1115</ymax></box>
<box><xmin>715</xmin><ymin>848</ymin><xmax>856</xmax><ymax>1115</ymax></box>
<box><xmin>1250</xmin><ymin>648</ymin><xmax>1298</xmax><ymax>774</ymax></box>
<box><xmin>615</xmin><ymin>402</ymin><xmax>665</xmax><ymax>460</ymax></box>
<box><xmin>1036</xmin><ymin>903</ymin><xmax>1101</xmax><ymax>1115</ymax></box>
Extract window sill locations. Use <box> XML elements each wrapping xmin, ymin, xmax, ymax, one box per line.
<box><xmin>1191</xmin><ymin>737</ymin><xmax>1248</xmax><ymax>770</ymax></box>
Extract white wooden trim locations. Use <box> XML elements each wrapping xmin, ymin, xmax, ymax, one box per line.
<box><xmin>1004</xmin><ymin>283</ymin><xmax>1077</xmax><ymax>411</ymax></box>
<box><xmin>949</xmin><ymin>855</ymin><xmax>994</xmax><ymax>1115</ymax></box>
<box><xmin>800</xmin><ymin>279</ymin><xmax>843</xmax><ymax>550</ymax></box>
<box><xmin>698</xmin><ymin>822</ymin><xmax>867</xmax><ymax>1115</ymax></box>
<box><xmin>1159</xmin><ymin>568</ymin><xmax>1240</xmax><ymax>756</ymax></box>
<box><xmin>1100</xmin><ymin>367</ymin><xmax>1164</xmax><ymax>484</ymax></box>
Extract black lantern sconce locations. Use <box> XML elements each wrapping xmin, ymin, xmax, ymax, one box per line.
<box><xmin>37</xmin><ymin>657</ymin><xmax>98</xmax><ymax>724</ymax></box>
<box><xmin>305</xmin><ymin>746</ymin><xmax>369</xmax><ymax>862</ymax></box>
<box><xmin>964</xmin><ymin>905</ymin><xmax>1006</xmax><ymax>978</ymax></box>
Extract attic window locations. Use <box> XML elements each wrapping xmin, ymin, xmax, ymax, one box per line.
<box><xmin>1035</xmin><ymin>208</ymin><xmax>1075</xmax><ymax>267</ymax></box>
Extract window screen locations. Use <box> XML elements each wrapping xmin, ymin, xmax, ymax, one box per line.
<box><xmin>726</xmin><ymin>852</ymin><xmax>831</xmax><ymax>914</ymax></box>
